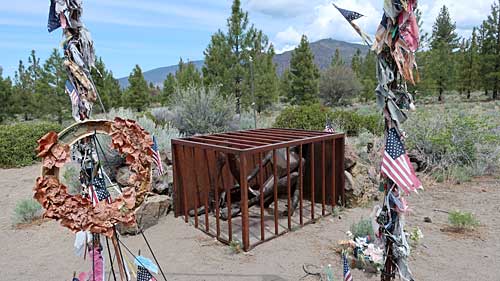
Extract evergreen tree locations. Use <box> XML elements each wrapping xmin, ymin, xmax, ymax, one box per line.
<box><xmin>36</xmin><ymin>49</ymin><xmax>67</xmax><ymax>123</ymax></box>
<box><xmin>13</xmin><ymin>59</ymin><xmax>35</xmax><ymax>120</ymax></box>
<box><xmin>250</xmin><ymin>44</ymin><xmax>279</xmax><ymax>112</ymax></box>
<box><xmin>175</xmin><ymin>58</ymin><xmax>202</xmax><ymax>89</ymax></box>
<box><xmin>0</xmin><ymin>68</ymin><xmax>13</xmax><ymax>122</ymax></box>
<box><xmin>203</xmin><ymin>0</ymin><xmax>278</xmax><ymax>113</ymax></box>
<box><xmin>359</xmin><ymin>52</ymin><xmax>377</xmax><ymax>102</ymax></box>
<box><xmin>429</xmin><ymin>5</ymin><xmax>459</xmax><ymax>101</ymax></box>
<box><xmin>415</xmin><ymin>7</ymin><xmax>429</xmax><ymax>49</ymax></box>
<box><xmin>161</xmin><ymin>73</ymin><xmax>175</xmax><ymax>105</ymax></box>
<box><xmin>351</xmin><ymin>49</ymin><xmax>362</xmax><ymax>77</ymax></box>
<box><xmin>331</xmin><ymin>48</ymin><xmax>344</xmax><ymax>67</ymax></box>
<box><xmin>482</xmin><ymin>1</ymin><xmax>500</xmax><ymax>99</ymax></box>
<box><xmin>91</xmin><ymin>57</ymin><xmax>122</xmax><ymax>110</ymax></box>
<box><xmin>289</xmin><ymin>35</ymin><xmax>320</xmax><ymax>105</ymax></box>
<box><xmin>123</xmin><ymin>65</ymin><xmax>150</xmax><ymax>112</ymax></box>
<box><xmin>279</xmin><ymin>69</ymin><xmax>292</xmax><ymax>102</ymax></box>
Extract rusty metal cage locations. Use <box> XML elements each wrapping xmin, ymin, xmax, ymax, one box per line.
<box><xmin>172</xmin><ymin>128</ymin><xmax>345</xmax><ymax>251</ymax></box>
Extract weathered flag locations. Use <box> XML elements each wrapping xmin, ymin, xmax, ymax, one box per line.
<box><xmin>381</xmin><ymin>128</ymin><xmax>422</xmax><ymax>194</ymax></box>
<box><xmin>332</xmin><ymin>3</ymin><xmax>372</xmax><ymax>45</ymax></box>
<box><xmin>151</xmin><ymin>136</ymin><xmax>165</xmax><ymax>176</ymax></box>
<box><xmin>66</xmin><ymin>80</ymin><xmax>79</xmax><ymax>106</ymax></box>
<box><xmin>137</xmin><ymin>266</ymin><xmax>156</xmax><ymax>281</ymax></box>
<box><xmin>332</xmin><ymin>3</ymin><xmax>364</xmax><ymax>22</ymax></box>
<box><xmin>343</xmin><ymin>253</ymin><xmax>353</xmax><ymax>281</ymax></box>
<box><xmin>324</xmin><ymin>119</ymin><xmax>335</xmax><ymax>133</ymax></box>
<box><xmin>89</xmin><ymin>177</ymin><xmax>111</xmax><ymax>205</ymax></box>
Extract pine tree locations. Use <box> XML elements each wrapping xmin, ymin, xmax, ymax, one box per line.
<box><xmin>203</xmin><ymin>0</ymin><xmax>279</xmax><ymax>113</ymax></box>
<box><xmin>251</xmin><ymin>44</ymin><xmax>279</xmax><ymax>112</ymax></box>
<box><xmin>289</xmin><ymin>35</ymin><xmax>320</xmax><ymax>105</ymax></box>
<box><xmin>91</xmin><ymin>57</ymin><xmax>122</xmax><ymax>110</ymax></box>
<box><xmin>429</xmin><ymin>5</ymin><xmax>460</xmax><ymax>102</ymax></box>
<box><xmin>331</xmin><ymin>48</ymin><xmax>344</xmax><ymax>67</ymax></box>
<box><xmin>161</xmin><ymin>73</ymin><xmax>175</xmax><ymax>105</ymax></box>
<box><xmin>123</xmin><ymin>65</ymin><xmax>150</xmax><ymax>112</ymax></box>
<box><xmin>13</xmin><ymin>58</ymin><xmax>35</xmax><ymax>120</ymax></box>
<box><xmin>482</xmin><ymin>1</ymin><xmax>500</xmax><ymax>99</ymax></box>
<box><xmin>175</xmin><ymin>58</ymin><xmax>202</xmax><ymax>89</ymax></box>
<box><xmin>279</xmin><ymin>69</ymin><xmax>292</xmax><ymax>102</ymax></box>
<box><xmin>36</xmin><ymin>49</ymin><xmax>67</xmax><ymax>123</ymax></box>
<box><xmin>0</xmin><ymin>68</ymin><xmax>13</xmax><ymax>123</ymax></box>
<box><xmin>359</xmin><ymin>52</ymin><xmax>377</xmax><ymax>102</ymax></box>
<box><xmin>351</xmin><ymin>49</ymin><xmax>362</xmax><ymax>77</ymax></box>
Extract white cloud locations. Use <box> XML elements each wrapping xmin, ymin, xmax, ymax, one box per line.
<box><xmin>265</xmin><ymin>0</ymin><xmax>497</xmax><ymax>52</ymax></box>
<box><xmin>246</xmin><ymin>0</ymin><xmax>311</xmax><ymax>17</ymax></box>
<box><xmin>275</xmin><ymin>26</ymin><xmax>302</xmax><ymax>45</ymax></box>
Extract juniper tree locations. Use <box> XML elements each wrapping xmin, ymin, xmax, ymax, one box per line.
<box><xmin>123</xmin><ymin>65</ymin><xmax>150</xmax><ymax>112</ymax></box>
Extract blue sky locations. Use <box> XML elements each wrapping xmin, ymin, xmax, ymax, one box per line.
<box><xmin>0</xmin><ymin>0</ymin><xmax>495</xmax><ymax>79</ymax></box>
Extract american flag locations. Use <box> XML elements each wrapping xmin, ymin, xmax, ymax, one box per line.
<box><xmin>151</xmin><ymin>136</ymin><xmax>165</xmax><ymax>176</ymax></box>
<box><xmin>343</xmin><ymin>253</ymin><xmax>353</xmax><ymax>281</ymax></box>
<box><xmin>324</xmin><ymin>119</ymin><xmax>335</xmax><ymax>133</ymax></box>
<box><xmin>89</xmin><ymin>177</ymin><xmax>111</xmax><ymax>205</ymax></box>
<box><xmin>332</xmin><ymin>3</ymin><xmax>372</xmax><ymax>46</ymax></box>
<box><xmin>137</xmin><ymin>266</ymin><xmax>156</xmax><ymax>281</ymax></box>
<box><xmin>65</xmin><ymin>80</ymin><xmax>79</xmax><ymax>107</ymax></box>
<box><xmin>332</xmin><ymin>3</ymin><xmax>364</xmax><ymax>22</ymax></box>
<box><xmin>381</xmin><ymin>128</ymin><xmax>422</xmax><ymax>194</ymax></box>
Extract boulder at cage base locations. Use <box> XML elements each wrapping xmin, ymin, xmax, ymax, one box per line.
<box><xmin>116</xmin><ymin>195</ymin><xmax>170</xmax><ymax>235</ymax></box>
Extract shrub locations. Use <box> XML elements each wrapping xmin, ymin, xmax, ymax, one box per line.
<box><xmin>404</xmin><ymin>109</ymin><xmax>500</xmax><ymax>178</ymax></box>
<box><xmin>0</xmin><ymin>121</ymin><xmax>62</xmax><ymax>168</ymax></box>
<box><xmin>448</xmin><ymin>210</ymin><xmax>479</xmax><ymax>230</ymax></box>
<box><xmin>12</xmin><ymin>198</ymin><xmax>43</xmax><ymax>225</ymax></box>
<box><xmin>273</xmin><ymin>104</ymin><xmax>383</xmax><ymax>136</ymax></box>
<box><xmin>350</xmin><ymin>217</ymin><xmax>374</xmax><ymax>239</ymax></box>
<box><xmin>172</xmin><ymin>86</ymin><xmax>235</xmax><ymax>136</ymax></box>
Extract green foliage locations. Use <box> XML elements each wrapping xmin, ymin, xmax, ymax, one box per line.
<box><xmin>202</xmin><ymin>0</ymin><xmax>279</xmax><ymax>113</ymax></box>
<box><xmin>123</xmin><ymin>65</ymin><xmax>150</xmax><ymax>112</ymax></box>
<box><xmin>62</xmin><ymin>166</ymin><xmax>82</xmax><ymax>195</ymax></box>
<box><xmin>12</xmin><ymin>198</ymin><xmax>42</xmax><ymax>225</ymax></box>
<box><xmin>350</xmin><ymin>217</ymin><xmax>374</xmax><ymax>239</ymax></box>
<box><xmin>0</xmin><ymin>121</ymin><xmax>62</xmax><ymax>168</ymax></box>
<box><xmin>288</xmin><ymin>35</ymin><xmax>320</xmax><ymax>105</ymax></box>
<box><xmin>319</xmin><ymin>64</ymin><xmax>361</xmax><ymax>106</ymax></box>
<box><xmin>161</xmin><ymin>73</ymin><xmax>176</xmax><ymax>105</ymax></box>
<box><xmin>273</xmin><ymin>104</ymin><xmax>382</xmax><ymax>136</ymax></box>
<box><xmin>175</xmin><ymin>59</ymin><xmax>203</xmax><ymax>89</ymax></box>
<box><xmin>448</xmin><ymin>210</ymin><xmax>479</xmax><ymax>230</ymax></box>
<box><xmin>92</xmin><ymin>57</ymin><xmax>122</xmax><ymax>110</ymax></box>
<box><xmin>0</xmin><ymin>68</ymin><xmax>13</xmax><ymax>123</ymax></box>
<box><xmin>172</xmin><ymin>87</ymin><xmax>235</xmax><ymax>136</ymax></box>
<box><xmin>405</xmin><ymin>109</ymin><xmax>499</xmax><ymax>177</ymax></box>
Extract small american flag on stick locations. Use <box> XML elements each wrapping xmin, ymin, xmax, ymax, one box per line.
<box><xmin>343</xmin><ymin>252</ymin><xmax>353</xmax><ymax>281</ymax></box>
<box><xmin>65</xmin><ymin>80</ymin><xmax>79</xmax><ymax>107</ymax></box>
<box><xmin>381</xmin><ymin>128</ymin><xmax>422</xmax><ymax>194</ymax></box>
<box><xmin>151</xmin><ymin>136</ymin><xmax>165</xmax><ymax>176</ymax></box>
<box><xmin>324</xmin><ymin>119</ymin><xmax>335</xmax><ymax>133</ymax></box>
<box><xmin>137</xmin><ymin>266</ymin><xmax>156</xmax><ymax>281</ymax></box>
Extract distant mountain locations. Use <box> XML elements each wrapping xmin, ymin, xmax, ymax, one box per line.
<box><xmin>118</xmin><ymin>38</ymin><xmax>369</xmax><ymax>89</ymax></box>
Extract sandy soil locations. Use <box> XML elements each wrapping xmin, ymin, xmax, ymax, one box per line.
<box><xmin>1</xmin><ymin>164</ymin><xmax>499</xmax><ymax>281</ymax></box>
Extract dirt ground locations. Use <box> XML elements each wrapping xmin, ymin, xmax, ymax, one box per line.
<box><xmin>0</xmin><ymin>164</ymin><xmax>499</xmax><ymax>281</ymax></box>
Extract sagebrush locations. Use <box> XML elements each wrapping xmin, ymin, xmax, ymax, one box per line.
<box><xmin>12</xmin><ymin>198</ymin><xmax>42</xmax><ymax>225</ymax></box>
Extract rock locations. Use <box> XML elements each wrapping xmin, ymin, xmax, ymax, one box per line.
<box><xmin>344</xmin><ymin>144</ymin><xmax>358</xmax><ymax>172</ymax></box>
<box><xmin>116</xmin><ymin>166</ymin><xmax>133</xmax><ymax>186</ymax></box>
<box><xmin>424</xmin><ymin>217</ymin><xmax>432</xmax><ymax>223</ymax></box>
<box><xmin>153</xmin><ymin>182</ymin><xmax>169</xmax><ymax>195</ymax></box>
<box><xmin>117</xmin><ymin>195</ymin><xmax>170</xmax><ymax>235</ymax></box>
<box><xmin>344</xmin><ymin>164</ymin><xmax>378</xmax><ymax>208</ymax></box>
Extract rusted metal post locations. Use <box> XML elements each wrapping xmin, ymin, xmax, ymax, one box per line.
<box><xmin>331</xmin><ymin>139</ymin><xmax>336</xmax><ymax>207</ymax></box>
<box><xmin>203</xmin><ymin>149</ymin><xmax>211</xmax><ymax>233</ymax></box>
<box><xmin>180</xmin><ymin>146</ymin><xmax>189</xmax><ymax>222</ymax></box>
<box><xmin>273</xmin><ymin>149</ymin><xmax>279</xmax><ymax>235</ymax></box>
<box><xmin>311</xmin><ymin>143</ymin><xmax>315</xmax><ymax>220</ymax></box>
<box><xmin>239</xmin><ymin>153</ymin><xmax>250</xmax><ymax>251</ymax></box>
<box><xmin>286</xmin><ymin>147</ymin><xmax>292</xmax><ymax>230</ymax></box>
<box><xmin>212</xmin><ymin>151</ymin><xmax>221</xmax><ymax>238</ymax></box>
<box><xmin>299</xmin><ymin>144</ymin><xmax>304</xmax><ymax>226</ymax></box>
<box><xmin>258</xmin><ymin>152</ymin><xmax>265</xmax><ymax>241</ymax></box>
<box><xmin>191</xmin><ymin>148</ymin><xmax>199</xmax><ymax>228</ymax></box>
<box><xmin>321</xmin><ymin>141</ymin><xmax>326</xmax><ymax>216</ymax></box>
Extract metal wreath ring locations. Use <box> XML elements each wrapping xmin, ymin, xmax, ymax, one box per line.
<box><xmin>33</xmin><ymin>118</ymin><xmax>153</xmax><ymax>237</ymax></box>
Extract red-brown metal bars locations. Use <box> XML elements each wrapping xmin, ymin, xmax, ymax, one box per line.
<box><xmin>202</xmin><ymin>149</ymin><xmax>211</xmax><ymax>233</ymax></box>
<box><xmin>212</xmin><ymin>150</ymin><xmax>221</xmax><ymax>238</ymax></box>
<box><xmin>239</xmin><ymin>153</ymin><xmax>250</xmax><ymax>251</ymax></box>
<box><xmin>310</xmin><ymin>143</ymin><xmax>315</xmax><ymax>220</ymax></box>
<box><xmin>321</xmin><ymin>141</ymin><xmax>326</xmax><ymax>216</ymax></box>
<box><xmin>180</xmin><ymin>146</ymin><xmax>189</xmax><ymax>222</ymax></box>
<box><xmin>191</xmin><ymin>147</ymin><xmax>199</xmax><ymax>228</ymax></box>
<box><xmin>286</xmin><ymin>147</ymin><xmax>292</xmax><ymax>230</ymax></box>
<box><xmin>258</xmin><ymin>152</ymin><xmax>265</xmax><ymax>241</ymax></box>
<box><xmin>226</xmin><ymin>153</ymin><xmax>232</xmax><ymax>242</ymax></box>
<box><xmin>273</xmin><ymin>149</ymin><xmax>279</xmax><ymax>235</ymax></box>
<box><xmin>331</xmin><ymin>139</ymin><xmax>336</xmax><ymax>208</ymax></box>
<box><xmin>299</xmin><ymin>144</ymin><xmax>304</xmax><ymax>226</ymax></box>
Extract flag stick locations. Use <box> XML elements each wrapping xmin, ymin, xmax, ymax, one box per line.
<box><xmin>111</xmin><ymin>233</ymin><xmax>126</xmax><ymax>281</ymax></box>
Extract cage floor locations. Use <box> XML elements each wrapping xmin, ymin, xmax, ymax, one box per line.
<box><xmin>186</xmin><ymin>199</ymin><xmax>332</xmax><ymax>247</ymax></box>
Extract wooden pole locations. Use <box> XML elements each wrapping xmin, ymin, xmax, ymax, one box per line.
<box><xmin>111</xmin><ymin>234</ymin><xmax>126</xmax><ymax>281</ymax></box>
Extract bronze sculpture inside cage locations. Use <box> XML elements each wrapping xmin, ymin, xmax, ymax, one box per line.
<box><xmin>172</xmin><ymin>128</ymin><xmax>345</xmax><ymax>251</ymax></box>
